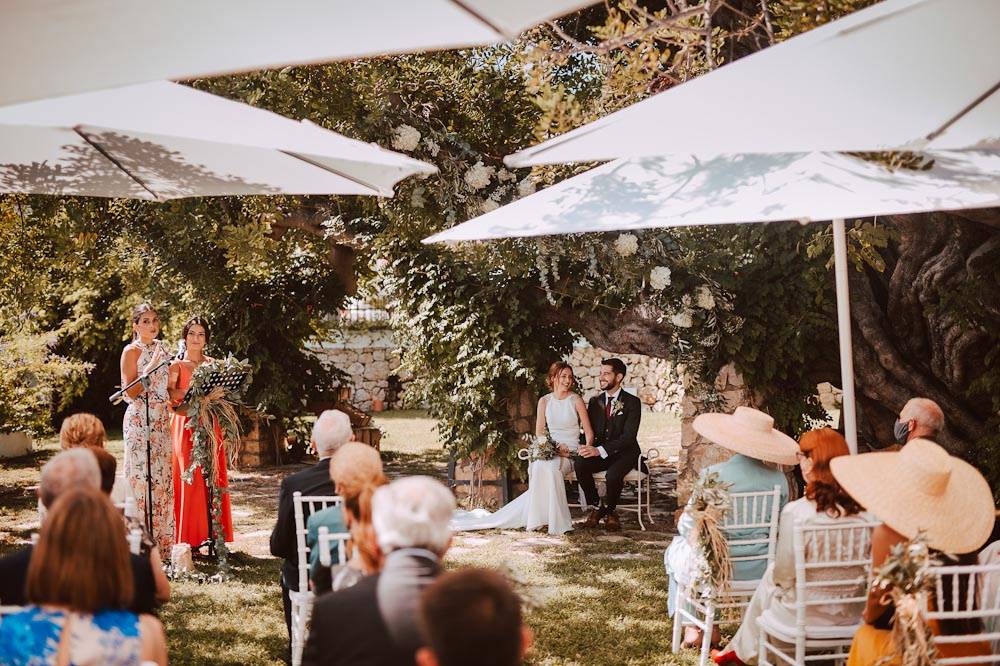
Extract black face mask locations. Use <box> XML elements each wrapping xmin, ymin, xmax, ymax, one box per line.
<box><xmin>892</xmin><ymin>418</ymin><xmax>910</xmax><ymax>444</ymax></box>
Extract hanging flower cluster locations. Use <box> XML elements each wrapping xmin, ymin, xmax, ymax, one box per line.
<box><xmin>649</xmin><ymin>266</ymin><xmax>671</xmax><ymax>290</ymax></box>
<box><xmin>390</xmin><ymin>124</ymin><xmax>421</xmax><ymax>152</ymax></box>
<box><xmin>464</xmin><ymin>162</ymin><xmax>495</xmax><ymax>191</ymax></box>
<box><xmin>613</xmin><ymin>232</ymin><xmax>639</xmax><ymax>256</ymax></box>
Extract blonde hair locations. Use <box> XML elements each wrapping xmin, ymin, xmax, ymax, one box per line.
<box><xmin>59</xmin><ymin>413</ymin><xmax>106</xmax><ymax>450</ymax></box>
<box><xmin>329</xmin><ymin>443</ymin><xmax>387</xmax><ymax>571</ymax></box>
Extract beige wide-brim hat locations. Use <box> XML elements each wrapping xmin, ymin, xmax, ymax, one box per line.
<box><xmin>693</xmin><ymin>406</ymin><xmax>799</xmax><ymax>466</ymax></box>
<box><xmin>830</xmin><ymin>438</ymin><xmax>995</xmax><ymax>554</ymax></box>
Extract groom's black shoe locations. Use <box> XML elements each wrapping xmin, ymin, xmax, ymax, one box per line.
<box><xmin>582</xmin><ymin>508</ymin><xmax>603</xmax><ymax>529</ymax></box>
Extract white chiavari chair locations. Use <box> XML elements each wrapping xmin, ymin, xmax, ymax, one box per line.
<box><xmin>290</xmin><ymin>491</ymin><xmax>342</xmax><ymax>666</ymax></box>
<box><xmin>757</xmin><ymin>519</ymin><xmax>879</xmax><ymax>666</ymax></box>
<box><xmin>671</xmin><ymin>485</ymin><xmax>783</xmax><ymax>666</ymax></box>
<box><xmin>928</xmin><ymin>561</ymin><xmax>1000</xmax><ymax>664</ymax></box>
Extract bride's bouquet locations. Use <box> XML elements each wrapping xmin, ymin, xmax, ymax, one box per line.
<box><xmin>526</xmin><ymin>431</ymin><xmax>559</xmax><ymax>462</ymax></box>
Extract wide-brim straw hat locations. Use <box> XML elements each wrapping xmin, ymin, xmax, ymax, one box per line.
<box><xmin>830</xmin><ymin>438</ymin><xmax>995</xmax><ymax>554</ymax></box>
<box><xmin>693</xmin><ymin>406</ymin><xmax>799</xmax><ymax>466</ymax></box>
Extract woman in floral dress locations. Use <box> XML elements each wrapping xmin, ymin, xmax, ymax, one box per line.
<box><xmin>119</xmin><ymin>303</ymin><xmax>175</xmax><ymax>555</ymax></box>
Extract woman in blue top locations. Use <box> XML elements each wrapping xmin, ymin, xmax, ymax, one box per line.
<box><xmin>0</xmin><ymin>487</ymin><xmax>167</xmax><ymax>665</ymax></box>
<box><xmin>665</xmin><ymin>406</ymin><xmax>797</xmax><ymax>648</ymax></box>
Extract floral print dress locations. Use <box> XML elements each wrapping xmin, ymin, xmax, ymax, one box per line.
<box><xmin>123</xmin><ymin>339</ymin><xmax>175</xmax><ymax>555</ymax></box>
<box><xmin>0</xmin><ymin>606</ymin><xmax>142</xmax><ymax>665</ymax></box>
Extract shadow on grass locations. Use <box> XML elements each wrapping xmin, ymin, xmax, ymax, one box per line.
<box><xmin>162</xmin><ymin>553</ymin><xmax>285</xmax><ymax>665</ymax></box>
<box><xmin>381</xmin><ymin>449</ymin><xmax>449</xmax><ymax>480</ymax></box>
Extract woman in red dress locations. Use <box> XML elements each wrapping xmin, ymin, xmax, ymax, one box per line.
<box><xmin>168</xmin><ymin>316</ymin><xmax>234</xmax><ymax>550</ymax></box>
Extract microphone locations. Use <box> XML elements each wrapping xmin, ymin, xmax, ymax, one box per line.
<box><xmin>108</xmin><ymin>339</ymin><xmax>186</xmax><ymax>404</ymax></box>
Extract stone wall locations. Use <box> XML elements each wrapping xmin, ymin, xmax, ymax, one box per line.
<box><xmin>310</xmin><ymin>329</ymin><xmax>418</xmax><ymax>412</ymax></box>
<box><xmin>568</xmin><ymin>341</ymin><xmax>683</xmax><ymax>413</ymax></box>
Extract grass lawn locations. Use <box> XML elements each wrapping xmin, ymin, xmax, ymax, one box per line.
<box><xmin>0</xmin><ymin>408</ymin><xmax>699</xmax><ymax>665</ymax></box>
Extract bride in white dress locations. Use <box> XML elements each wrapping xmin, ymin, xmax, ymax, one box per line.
<box><xmin>451</xmin><ymin>363</ymin><xmax>594</xmax><ymax>536</ymax></box>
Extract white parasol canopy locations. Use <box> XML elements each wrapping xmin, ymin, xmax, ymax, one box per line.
<box><xmin>0</xmin><ymin>0</ymin><xmax>595</xmax><ymax>107</ymax></box>
<box><xmin>427</xmin><ymin>150</ymin><xmax>1000</xmax><ymax>453</ymax></box>
<box><xmin>0</xmin><ymin>81</ymin><xmax>436</xmax><ymax>199</ymax></box>
<box><xmin>506</xmin><ymin>0</ymin><xmax>1000</xmax><ymax>167</ymax></box>
<box><xmin>427</xmin><ymin>151</ymin><xmax>1000</xmax><ymax>241</ymax></box>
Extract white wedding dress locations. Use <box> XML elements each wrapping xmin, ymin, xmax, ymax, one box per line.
<box><xmin>451</xmin><ymin>393</ymin><xmax>579</xmax><ymax>535</ymax></box>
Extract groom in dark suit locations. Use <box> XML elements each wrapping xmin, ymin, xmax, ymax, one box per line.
<box><xmin>575</xmin><ymin>357</ymin><xmax>642</xmax><ymax>531</ymax></box>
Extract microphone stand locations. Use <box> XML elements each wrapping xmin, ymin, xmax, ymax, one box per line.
<box><xmin>110</xmin><ymin>351</ymin><xmax>174</xmax><ymax>535</ymax></box>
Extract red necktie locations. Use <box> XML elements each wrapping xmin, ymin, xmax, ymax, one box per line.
<box><xmin>605</xmin><ymin>395</ymin><xmax>613</xmax><ymax>419</ymax></box>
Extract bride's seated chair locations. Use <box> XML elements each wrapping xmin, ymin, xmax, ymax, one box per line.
<box><xmin>517</xmin><ymin>447</ymin><xmax>660</xmax><ymax>530</ymax></box>
<box><xmin>290</xmin><ymin>491</ymin><xmax>342</xmax><ymax>666</ymax></box>
<box><xmin>671</xmin><ymin>485</ymin><xmax>783</xmax><ymax>666</ymax></box>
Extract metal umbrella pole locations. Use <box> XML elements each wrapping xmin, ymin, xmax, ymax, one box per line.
<box><xmin>832</xmin><ymin>218</ymin><xmax>859</xmax><ymax>455</ymax></box>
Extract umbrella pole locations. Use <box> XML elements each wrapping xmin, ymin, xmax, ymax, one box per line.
<box><xmin>832</xmin><ymin>218</ymin><xmax>858</xmax><ymax>454</ymax></box>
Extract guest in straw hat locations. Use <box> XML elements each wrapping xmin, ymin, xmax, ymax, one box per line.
<box><xmin>664</xmin><ymin>406</ymin><xmax>798</xmax><ymax>648</ymax></box>
<box><xmin>831</xmin><ymin>438</ymin><xmax>995</xmax><ymax>665</ymax></box>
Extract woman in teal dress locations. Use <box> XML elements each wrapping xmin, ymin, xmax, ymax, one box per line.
<box><xmin>664</xmin><ymin>406</ymin><xmax>798</xmax><ymax>648</ymax></box>
<box><xmin>0</xmin><ymin>487</ymin><xmax>167</xmax><ymax>665</ymax></box>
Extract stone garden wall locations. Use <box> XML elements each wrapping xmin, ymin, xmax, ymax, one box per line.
<box><xmin>310</xmin><ymin>329</ymin><xmax>417</xmax><ymax>412</ymax></box>
<box><xmin>568</xmin><ymin>341</ymin><xmax>683</xmax><ymax>413</ymax></box>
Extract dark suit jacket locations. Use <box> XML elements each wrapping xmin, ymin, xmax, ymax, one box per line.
<box><xmin>302</xmin><ymin>550</ymin><xmax>440</xmax><ymax>666</ymax></box>
<box><xmin>0</xmin><ymin>546</ymin><xmax>157</xmax><ymax>614</ymax></box>
<box><xmin>587</xmin><ymin>389</ymin><xmax>642</xmax><ymax>458</ymax></box>
<box><xmin>269</xmin><ymin>459</ymin><xmax>336</xmax><ymax>591</ymax></box>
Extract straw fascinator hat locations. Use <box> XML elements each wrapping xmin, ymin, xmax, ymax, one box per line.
<box><xmin>693</xmin><ymin>406</ymin><xmax>799</xmax><ymax>466</ymax></box>
<box><xmin>830</xmin><ymin>438</ymin><xmax>995</xmax><ymax>554</ymax></box>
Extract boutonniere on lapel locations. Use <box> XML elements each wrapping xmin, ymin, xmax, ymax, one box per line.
<box><xmin>609</xmin><ymin>398</ymin><xmax>625</xmax><ymax>418</ymax></box>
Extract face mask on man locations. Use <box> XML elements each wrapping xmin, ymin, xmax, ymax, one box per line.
<box><xmin>892</xmin><ymin>418</ymin><xmax>910</xmax><ymax>444</ymax></box>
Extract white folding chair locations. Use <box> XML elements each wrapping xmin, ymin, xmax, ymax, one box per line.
<box><xmin>290</xmin><ymin>492</ymin><xmax>342</xmax><ymax>666</ymax></box>
<box><xmin>127</xmin><ymin>528</ymin><xmax>142</xmax><ymax>555</ymax></box>
<box><xmin>671</xmin><ymin>485</ymin><xmax>783</xmax><ymax>666</ymax></box>
<box><xmin>317</xmin><ymin>527</ymin><xmax>353</xmax><ymax>567</ymax></box>
<box><xmin>757</xmin><ymin>519</ymin><xmax>879</xmax><ymax>666</ymax></box>
<box><xmin>516</xmin><ymin>447</ymin><xmax>660</xmax><ymax>529</ymax></box>
<box><xmin>928</xmin><ymin>561</ymin><xmax>1000</xmax><ymax>664</ymax></box>
<box><xmin>0</xmin><ymin>605</ymin><xmax>23</xmax><ymax>616</ymax></box>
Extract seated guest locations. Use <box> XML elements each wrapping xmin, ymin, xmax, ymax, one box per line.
<box><xmin>888</xmin><ymin>397</ymin><xmax>944</xmax><ymax>448</ymax></box>
<box><xmin>665</xmin><ymin>407</ymin><xmax>797</xmax><ymax>647</ymax></box>
<box><xmin>309</xmin><ymin>442</ymin><xmax>388</xmax><ymax>593</ymax></box>
<box><xmin>831</xmin><ymin>438</ymin><xmax>994</xmax><ymax>665</ymax></box>
<box><xmin>0</xmin><ymin>487</ymin><xmax>168</xmax><ymax>665</ymax></box>
<box><xmin>416</xmin><ymin>568</ymin><xmax>533</xmax><ymax>666</ymax></box>
<box><xmin>713</xmin><ymin>428</ymin><xmax>871</xmax><ymax>665</ymax></box>
<box><xmin>59</xmin><ymin>411</ymin><xmax>127</xmax><ymax>502</ymax></box>
<box><xmin>302</xmin><ymin>476</ymin><xmax>456</xmax><ymax>666</ymax></box>
<box><xmin>270</xmin><ymin>410</ymin><xmax>352</xmax><ymax>646</ymax></box>
<box><xmin>0</xmin><ymin>449</ymin><xmax>161</xmax><ymax>614</ymax></box>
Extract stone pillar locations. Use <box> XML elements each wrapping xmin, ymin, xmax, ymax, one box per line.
<box><xmin>237</xmin><ymin>415</ymin><xmax>280</xmax><ymax>469</ymax></box>
<box><xmin>677</xmin><ymin>363</ymin><xmax>756</xmax><ymax>504</ymax></box>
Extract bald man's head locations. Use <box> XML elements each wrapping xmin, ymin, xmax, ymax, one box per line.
<box><xmin>898</xmin><ymin>398</ymin><xmax>945</xmax><ymax>442</ymax></box>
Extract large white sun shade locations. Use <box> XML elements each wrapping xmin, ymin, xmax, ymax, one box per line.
<box><xmin>0</xmin><ymin>81</ymin><xmax>436</xmax><ymax>200</ymax></box>
<box><xmin>506</xmin><ymin>0</ymin><xmax>1000</xmax><ymax>167</ymax></box>
<box><xmin>427</xmin><ymin>151</ymin><xmax>1000</xmax><ymax>242</ymax></box>
<box><xmin>0</xmin><ymin>0</ymin><xmax>595</xmax><ymax>107</ymax></box>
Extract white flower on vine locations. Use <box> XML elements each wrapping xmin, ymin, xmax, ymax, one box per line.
<box><xmin>516</xmin><ymin>177</ymin><xmax>536</xmax><ymax>198</ymax></box>
<box><xmin>464</xmin><ymin>162</ymin><xmax>495</xmax><ymax>191</ymax></box>
<box><xmin>481</xmin><ymin>199</ymin><xmax>500</xmax><ymax>213</ymax></box>
<box><xmin>649</xmin><ymin>266</ymin><xmax>671</xmax><ymax>290</ymax></box>
<box><xmin>497</xmin><ymin>168</ymin><xmax>516</xmax><ymax>182</ymax></box>
<box><xmin>695</xmin><ymin>285</ymin><xmax>715</xmax><ymax>309</ymax></box>
<box><xmin>613</xmin><ymin>233</ymin><xmax>638</xmax><ymax>257</ymax></box>
<box><xmin>422</xmin><ymin>137</ymin><xmax>441</xmax><ymax>157</ymax></box>
<box><xmin>681</xmin><ymin>294</ymin><xmax>693</xmax><ymax>307</ymax></box>
<box><xmin>390</xmin><ymin>124</ymin><xmax>421</xmax><ymax>152</ymax></box>
<box><xmin>410</xmin><ymin>186</ymin><xmax>426</xmax><ymax>209</ymax></box>
<box><xmin>671</xmin><ymin>310</ymin><xmax>694</xmax><ymax>328</ymax></box>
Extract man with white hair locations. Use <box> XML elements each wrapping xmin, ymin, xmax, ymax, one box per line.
<box><xmin>893</xmin><ymin>397</ymin><xmax>945</xmax><ymax>445</ymax></box>
<box><xmin>0</xmin><ymin>449</ymin><xmax>159</xmax><ymax>613</ymax></box>
<box><xmin>270</xmin><ymin>409</ymin><xmax>354</xmax><ymax>653</ymax></box>
<box><xmin>302</xmin><ymin>476</ymin><xmax>456</xmax><ymax>666</ymax></box>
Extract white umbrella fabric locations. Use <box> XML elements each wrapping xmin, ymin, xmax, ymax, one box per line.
<box><xmin>0</xmin><ymin>0</ymin><xmax>595</xmax><ymax>107</ymax></box>
<box><xmin>506</xmin><ymin>0</ymin><xmax>1000</xmax><ymax>167</ymax></box>
<box><xmin>426</xmin><ymin>150</ymin><xmax>1000</xmax><ymax>453</ymax></box>
<box><xmin>0</xmin><ymin>81</ymin><xmax>436</xmax><ymax>200</ymax></box>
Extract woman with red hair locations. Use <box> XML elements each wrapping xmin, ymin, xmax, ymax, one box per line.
<box><xmin>713</xmin><ymin>428</ymin><xmax>871</xmax><ymax>666</ymax></box>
